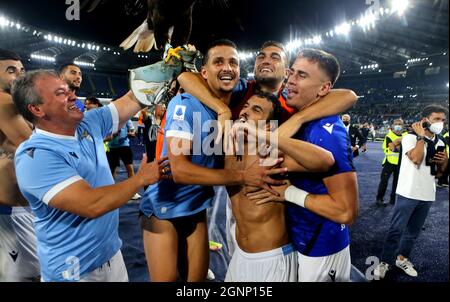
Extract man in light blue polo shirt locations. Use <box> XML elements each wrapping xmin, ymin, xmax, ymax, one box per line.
<box><xmin>12</xmin><ymin>70</ymin><xmax>169</xmax><ymax>282</ymax></box>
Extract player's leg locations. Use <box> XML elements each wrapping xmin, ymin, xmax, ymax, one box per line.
<box><xmin>141</xmin><ymin>215</ymin><xmax>179</xmax><ymax>281</ymax></box>
<box><xmin>183</xmin><ymin>210</ymin><xmax>209</xmax><ymax>282</ymax></box>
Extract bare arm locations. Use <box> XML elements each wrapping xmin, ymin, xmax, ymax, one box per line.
<box><xmin>177</xmin><ymin>72</ymin><xmax>232</xmax><ymax>115</ymax></box>
<box><xmin>407</xmin><ymin>122</ymin><xmax>426</xmax><ymax>165</ymax></box>
<box><xmin>303</xmin><ymin>172</ymin><xmax>359</xmax><ymax>225</ymax></box>
<box><xmin>0</xmin><ymin>93</ymin><xmax>32</xmax><ymax>147</ymax></box>
<box><xmin>277</xmin><ymin>89</ymin><xmax>358</xmax><ymax>138</ymax></box>
<box><xmin>248</xmin><ymin>172</ymin><xmax>359</xmax><ymax>225</ymax></box>
<box><xmin>277</xmin><ymin>136</ymin><xmax>335</xmax><ymax>172</ymax></box>
<box><xmin>111</xmin><ymin>91</ymin><xmax>146</xmax><ymax>128</ymax></box>
<box><xmin>49</xmin><ymin>156</ymin><xmax>169</xmax><ymax>219</ymax></box>
<box><xmin>167</xmin><ymin>136</ymin><xmax>286</xmax><ymax>190</ymax></box>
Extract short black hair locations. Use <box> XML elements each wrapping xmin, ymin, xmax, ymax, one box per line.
<box><xmin>202</xmin><ymin>39</ymin><xmax>237</xmax><ymax>66</ymax></box>
<box><xmin>253</xmin><ymin>91</ymin><xmax>283</xmax><ymax>123</ymax></box>
<box><xmin>85</xmin><ymin>96</ymin><xmax>103</xmax><ymax>107</ymax></box>
<box><xmin>259</xmin><ymin>41</ymin><xmax>289</xmax><ymax>68</ymax></box>
<box><xmin>296</xmin><ymin>48</ymin><xmax>341</xmax><ymax>86</ymax></box>
<box><xmin>0</xmin><ymin>49</ymin><xmax>21</xmax><ymax>61</ymax></box>
<box><xmin>58</xmin><ymin>63</ymin><xmax>80</xmax><ymax>75</ymax></box>
<box><xmin>421</xmin><ymin>104</ymin><xmax>448</xmax><ymax>119</ymax></box>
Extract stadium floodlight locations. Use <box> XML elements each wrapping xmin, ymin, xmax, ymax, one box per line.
<box><xmin>312</xmin><ymin>35</ymin><xmax>322</xmax><ymax>45</ymax></box>
<box><xmin>31</xmin><ymin>54</ymin><xmax>56</xmax><ymax>63</ymax></box>
<box><xmin>74</xmin><ymin>60</ymin><xmax>95</xmax><ymax>68</ymax></box>
<box><xmin>286</xmin><ymin>39</ymin><xmax>303</xmax><ymax>52</ymax></box>
<box><xmin>0</xmin><ymin>16</ymin><xmax>9</xmax><ymax>27</ymax></box>
<box><xmin>335</xmin><ymin>22</ymin><xmax>350</xmax><ymax>36</ymax></box>
<box><xmin>447</xmin><ymin>83</ymin><xmax>449</xmax><ymax>88</ymax></box>
<box><xmin>391</xmin><ymin>0</ymin><xmax>409</xmax><ymax>16</ymax></box>
<box><xmin>238</xmin><ymin>52</ymin><xmax>253</xmax><ymax>61</ymax></box>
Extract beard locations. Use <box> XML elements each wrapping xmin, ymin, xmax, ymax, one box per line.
<box><xmin>1</xmin><ymin>83</ymin><xmax>11</xmax><ymax>94</ymax></box>
<box><xmin>255</xmin><ymin>75</ymin><xmax>282</xmax><ymax>90</ymax></box>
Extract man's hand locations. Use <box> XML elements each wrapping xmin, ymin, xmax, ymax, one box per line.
<box><xmin>246</xmin><ymin>183</ymin><xmax>289</xmax><ymax>205</ymax></box>
<box><xmin>136</xmin><ymin>155</ymin><xmax>171</xmax><ymax>186</ymax></box>
<box><xmin>393</xmin><ymin>138</ymin><xmax>402</xmax><ymax>145</ymax></box>
<box><xmin>242</xmin><ymin>158</ymin><xmax>288</xmax><ymax>196</ymax></box>
<box><xmin>352</xmin><ymin>146</ymin><xmax>359</xmax><ymax>153</ymax></box>
<box><xmin>433</xmin><ymin>152</ymin><xmax>448</xmax><ymax>166</ymax></box>
<box><xmin>412</xmin><ymin>120</ymin><xmax>426</xmax><ymax>137</ymax></box>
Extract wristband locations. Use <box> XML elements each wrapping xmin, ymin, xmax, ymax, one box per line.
<box><xmin>285</xmin><ymin>185</ymin><xmax>310</xmax><ymax>208</ymax></box>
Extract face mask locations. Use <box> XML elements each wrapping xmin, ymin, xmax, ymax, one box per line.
<box><xmin>393</xmin><ymin>125</ymin><xmax>403</xmax><ymax>132</ymax></box>
<box><xmin>429</xmin><ymin>122</ymin><xmax>444</xmax><ymax>135</ymax></box>
<box><xmin>343</xmin><ymin>121</ymin><xmax>350</xmax><ymax>126</ymax></box>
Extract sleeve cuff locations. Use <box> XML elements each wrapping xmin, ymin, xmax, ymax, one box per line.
<box><xmin>166</xmin><ymin>130</ymin><xmax>193</xmax><ymax>141</ymax></box>
<box><xmin>42</xmin><ymin>176</ymin><xmax>83</xmax><ymax>205</ymax></box>
<box><xmin>108</xmin><ymin>103</ymin><xmax>120</xmax><ymax>134</ymax></box>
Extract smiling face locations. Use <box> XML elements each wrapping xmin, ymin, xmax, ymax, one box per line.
<box><xmin>60</xmin><ymin>65</ymin><xmax>82</xmax><ymax>91</ymax></box>
<box><xmin>286</xmin><ymin>57</ymin><xmax>332</xmax><ymax>110</ymax></box>
<box><xmin>254</xmin><ymin>45</ymin><xmax>288</xmax><ymax>91</ymax></box>
<box><xmin>0</xmin><ymin>59</ymin><xmax>24</xmax><ymax>93</ymax></box>
<box><xmin>30</xmin><ymin>75</ymin><xmax>83</xmax><ymax>132</ymax></box>
<box><xmin>239</xmin><ymin>95</ymin><xmax>274</xmax><ymax>125</ymax></box>
<box><xmin>201</xmin><ymin>45</ymin><xmax>240</xmax><ymax>98</ymax></box>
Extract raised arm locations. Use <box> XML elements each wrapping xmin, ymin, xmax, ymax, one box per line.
<box><xmin>0</xmin><ymin>93</ymin><xmax>32</xmax><ymax>148</ymax></box>
<box><xmin>277</xmin><ymin>89</ymin><xmax>358</xmax><ymax>138</ymax></box>
<box><xmin>111</xmin><ymin>91</ymin><xmax>146</xmax><ymax>128</ymax></box>
<box><xmin>277</xmin><ymin>136</ymin><xmax>335</xmax><ymax>173</ymax></box>
<box><xmin>177</xmin><ymin>72</ymin><xmax>232</xmax><ymax>116</ymax></box>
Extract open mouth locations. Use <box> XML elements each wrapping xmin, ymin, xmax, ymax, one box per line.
<box><xmin>218</xmin><ymin>74</ymin><xmax>234</xmax><ymax>83</ymax></box>
<box><xmin>68</xmin><ymin>104</ymin><xmax>80</xmax><ymax>111</ymax></box>
<box><xmin>259</xmin><ymin>68</ymin><xmax>273</xmax><ymax>73</ymax></box>
<box><xmin>287</xmin><ymin>89</ymin><xmax>298</xmax><ymax>99</ymax></box>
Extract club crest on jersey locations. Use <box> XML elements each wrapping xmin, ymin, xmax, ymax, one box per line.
<box><xmin>173</xmin><ymin>105</ymin><xmax>186</xmax><ymax>121</ymax></box>
<box><xmin>81</xmin><ymin>130</ymin><xmax>94</xmax><ymax>142</ymax></box>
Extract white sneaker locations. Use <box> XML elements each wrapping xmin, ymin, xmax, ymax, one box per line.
<box><xmin>395</xmin><ymin>258</ymin><xmax>418</xmax><ymax>277</ymax></box>
<box><xmin>373</xmin><ymin>262</ymin><xmax>390</xmax><ymax>280</ymax></box>
<box><xmin>206</xmin><ymin>269</ymin><xmax>215</xmax><ymax>281</ymax></box>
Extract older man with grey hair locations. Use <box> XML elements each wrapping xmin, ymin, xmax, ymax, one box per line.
<box><xmin>12</xmin><ymin>69</ymin><xmax>170</xmax><ymax>282</ymax></box>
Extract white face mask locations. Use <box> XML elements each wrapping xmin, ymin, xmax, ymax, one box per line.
<box><xmin>429</xmin><ymin>122</ymin><xmax>444</xmax><ymax>135</ymax></box>
<box><xmin>393</xmin><ymin>125</ymin><xmax>403</xmax><ymax>132</ymax></box>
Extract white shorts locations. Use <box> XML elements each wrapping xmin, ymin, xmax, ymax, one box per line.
<box><xmin>48</xmin><ymin>250</ymin><xmax>128</xmax><ymax>282</ymax></box>
<box><xmin>225</xmin><ymin>243</ymin><xmax>298</xmax><ymax>282</ymax></box>
<box><xmin>78</xmin><ymin>250</ymin><xmax>128</xmax><ymax>282</ymax></box>
<box><xmin>298</xmin><ymin>245</ymin><xmax>351</xmax><ymax>282</ymax></box>
<box><xmin>225</xmin><ymin>197</ymin><xmax>237</xmax><ymax>258</ymax></box>
<box><xmin>0</xmin><ymin>206</ymin><xmax>40</xmax><ymax>281</ymax></box>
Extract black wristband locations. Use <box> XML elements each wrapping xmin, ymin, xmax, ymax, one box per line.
<box><xmin>417</xmin><ymin>136</ymin><xmax>424</xmax><ymax>141</ymax></box>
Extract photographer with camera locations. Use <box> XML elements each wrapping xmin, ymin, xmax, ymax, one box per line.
<box><xmin>374</xmin><ymin>105</ymin><xmax>448</xmax><ymax>280</ymax></box>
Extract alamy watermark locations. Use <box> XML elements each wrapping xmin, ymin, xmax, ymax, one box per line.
<box><xmin>167</xmin><ymin>112</ymin><xmax>279</xmax><ymax>162</ymax></box>
<box><xmin>365</xmin><ymin>255</ymin><xmax>381</xmax><ymax>281</ymax></box>
<box><xmin>66</xmin><ymin>0</ymin><xmax>80</xmax><ymax>21</ymax></box>
<box><xmin>365</xmin><ymin>0</ymin><xmax>380</xmax><ymax>15</ymax></box>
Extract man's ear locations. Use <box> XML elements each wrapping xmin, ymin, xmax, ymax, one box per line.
<box><xmin>200</xmin><ymin>66</ymin><xmax>207</xmax><ymax>80</ymax></box>
<box><xmin>318</xmin><ymin>81</ymin><xmax>332</xmax><ymax>97</ymax></box>
<box><xmin>27</xmin><ymin>103</ymin><xmax>44</xmax><ymax>119</ymax></box>
<box><xmin>284</xmin><ymin>68</ymin><xmax>290</xmax><ymax>81</ymax></box>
